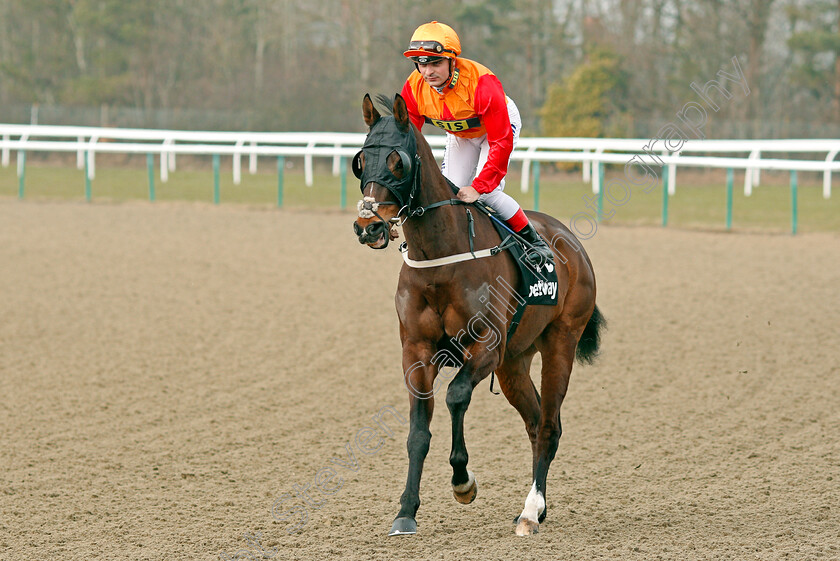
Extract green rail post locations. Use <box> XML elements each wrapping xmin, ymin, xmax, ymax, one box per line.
<box><xmin>84</xmin><ymin>151</ymin><xmax>92</xmax><ymax>202</ymax></box>
<box><xmin>662</xmin><ymin>165</ymin><xmax>669</xmax><ymax>227</ymax></box>
<box><xmin>17</xmin><ymin>151</ymin><xmax>25</xmax><ymax>199</ymax></box>
<box><xmin>726</xmin><ymin>168</ymin><xmax>733</xmax><ymax>230</ymax></box>
<box><xmin>791</xmin><ymin>170</ymin><xmax>798</xmax><ymax>235</ymax></box>
<box><xmin>277</xmin><ymin>156</ymin><xmax>285</xmax><ymax>207</ymax></box>
<box><xmin>533</xmin><ymin>161</ymin><xmax>541</xmax><ymax>212</ymax></box>
<box><xmin>147</xmin><ymin>154</ymin><xmax>156</xmax><ymax>202</ymax></box>
<box><xmin>340</xmin><ymin>156</ymin><xmax>348</xmax><ymax>210</ymax></box>
<box><xmin>213</xmin><ymin>154</ymin><xmax>220</xmax><ymax>204</ymax></box>
<box><xmin>597</xmin><ymin>163</ymin><xmax>604</xmax><ymax>221</ymax></box>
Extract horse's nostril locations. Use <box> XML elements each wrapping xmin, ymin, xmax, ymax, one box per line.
<box><xmin>354</xmin><ymin>220</ymin><xmax>388</xmax><ymax>245</ymax></box>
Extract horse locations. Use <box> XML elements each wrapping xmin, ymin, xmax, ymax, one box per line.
<box><xmin>352</xmin><ymin>93</ymin><xmax>604</xmax><ymax>537</ymax></box>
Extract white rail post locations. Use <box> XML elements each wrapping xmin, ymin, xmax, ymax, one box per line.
<box><xmin>17</xmin><ymin>134</ymin><xmax>28</xmax><ymax>177</ymax></box>
<box><xmin>233</xmin><ymin>140</ymin><xmax>244</xmax><ymax>185</ymax></box>
<box><xmin>592</xmin><ymin>148</ymin><xmax>604</xmax><ymax>193</ymax></box>
<box><xmin>168</xmin><ymin>144</ymin><xmax>177</xmax><ymax>172</ymax></box>
<box><xmin>582</xmin><ymin>149</ymin><xmax>591</xmax><ymax>182</ymax></box>
<box><xmin>76</xmin><ymin>136</ymin><xmax>85</xmax><ymax>169</ymax></box>
<box><xmin>161</xmin><ymin>138</ymin><xmax>173</xmax><ymax>182</ymax></box>
<box><xmin>668</xmin><ymin>151</ymin><xmax>677</xmax><ymax>195</ymax></box>
<box><xmin>824</xmin><ymin>149</ymin><xmax>838</xmax><ymax>199</ymax></box>
<box><xmin>305</xmin><ymin>141</ymin><xmax>316</xmax><ymax>187</ymax></box>
<box><xmin>744</xmin><ymin>149</ymin><xmax>759</xmax><ymax>196</ymax></box>
<box><xmin>1</xmin><ymin>134</ymin><xmax>9</xmax><ymax>167</ymax></box>
<box><xmin>86</xmin><ymin>136</ymin><xmax>99</xmax><ymax>181</ymax></box>
<box><xmin>521</xmin><ymin>146</ymin><xmax>536</xmax><ymax>192</ymax></box>
<box><xmin>333</xmin><ymin>144</ymin><xmax>341</xmax><ymax>176</ymax></box>
<box><xmin>249</xmin><ymin>141</ymin><xmax>257</xmax><ymax>174</ymax></box>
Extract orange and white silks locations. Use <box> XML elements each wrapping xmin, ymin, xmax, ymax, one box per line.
<box><xmin>400</xmin><ymin>57</ymin><xmax>514</xmax><ymax>194</ymax></box>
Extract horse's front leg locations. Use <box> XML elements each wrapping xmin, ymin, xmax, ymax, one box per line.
<box><xmin>389</xmin><ymin>340</ymin><xmax>436</xmax><ymax>536</ymax></box>
<box><xmin>446</xmin><ymin>366</ymin><xmax>478</xmax><ymax>504</ymax></box>
<box><xmin>447</xmin><ymin>338</ymin><xmax>500</xmax><ymax>504</ymax></box>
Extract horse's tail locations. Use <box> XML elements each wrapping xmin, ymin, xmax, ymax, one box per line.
<box><xmin>575</xmin><ymin>304</ymin><xmax>605</xmax><ymax>365</ymax></box>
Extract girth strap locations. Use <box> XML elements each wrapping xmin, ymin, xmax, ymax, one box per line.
<box><xmin>466</xmin><ymin>209</ymin><xmax>475</xmax><ymax>256</ymax></box>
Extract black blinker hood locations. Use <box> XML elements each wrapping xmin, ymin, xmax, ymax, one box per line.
<box><xmin>352</xmin><ymin>115</ymin><xmax>418</xmax><ymax>209</ymax></box>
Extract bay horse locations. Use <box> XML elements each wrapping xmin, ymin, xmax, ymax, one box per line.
<box><xmin>352</xmin><ymin>93</ymin><xmax>603</xmax><ymax>537</ymax></box>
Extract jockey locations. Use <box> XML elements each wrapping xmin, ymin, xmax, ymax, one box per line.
<box><xmin>400</xmin><ymin>20</ymin><xmax>553</xmax><ymax>265</ymax></box>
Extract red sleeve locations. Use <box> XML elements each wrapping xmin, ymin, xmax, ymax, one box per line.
<box><xmin>400</xmin><ymin>77</ymin><xmax>425</xmax><ymax>131</ymax></box>
<box><xmin>471</xmin><ymin>74</ymin><xmax>513</xmax><ymax>194</ymax></box>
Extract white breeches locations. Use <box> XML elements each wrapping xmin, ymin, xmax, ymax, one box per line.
<box><xmin>441</xmin><ymin>98</ymin><xmax>522</xmax><ymax>220</ymax></box>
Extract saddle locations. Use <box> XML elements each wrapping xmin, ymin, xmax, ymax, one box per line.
<box><xmin>483</xmin><ymin>206</ymin><xmax>559</xmax><ymax>341</ymax></box>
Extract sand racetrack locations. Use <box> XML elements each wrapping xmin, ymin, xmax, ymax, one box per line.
<box><xmin>1</xmin><ymin>199</ymin><xmax>838</xmax><ymax>561</ymax></box>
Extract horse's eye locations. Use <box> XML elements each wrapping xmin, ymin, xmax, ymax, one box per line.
<box><xmin>388</xmin><ymin>151</ymin><xmax>404</xmax><ymax>179</ymax></box>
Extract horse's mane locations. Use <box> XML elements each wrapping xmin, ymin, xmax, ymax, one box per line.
<box><xmin>373</xmin><ymin>91</ymin><xmax>436</xmax><ymax>168</ymax></box>
<box><xmin>375</xmin><ymin>93</ymin><xmax>395</xmax><ymax>115</ymax></box>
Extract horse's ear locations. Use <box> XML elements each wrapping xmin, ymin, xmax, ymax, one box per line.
<box><xmin>393</xmin><ymin>94</ymin><xmax>410</xmax><ymax>132</ymax></box>
<box><xmin>362</xmin><ymin>94</ymin><xmax>380</xmax><ymax>127</ymax></box>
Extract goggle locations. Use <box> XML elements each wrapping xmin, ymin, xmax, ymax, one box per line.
<box><xmin>410</xmin><ymin>55</ymin><xmax>445</xmax><ymax>64</ymax></box>
<box><xmin>407</xmin><ymin>40</ymin><xmax>455</xmax><ymax>55</ymax></box>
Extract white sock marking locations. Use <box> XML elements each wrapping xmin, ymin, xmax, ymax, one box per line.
<box><xmin>452</xmin><ymin>470</ymin><xmax>475</xmax><ymax>493</ymax></box>
<box><xmin>519</xmin><ymin>481</ymin><xmax>545</xmax><ymax>523</ymax></box>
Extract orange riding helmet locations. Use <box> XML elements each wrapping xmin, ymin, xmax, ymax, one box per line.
<box><xmin>403</xmin><ymin>21</ymin><xmax>461</xmax><ymax>64</ymax></box>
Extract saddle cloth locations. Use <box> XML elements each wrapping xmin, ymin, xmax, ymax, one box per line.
<box><xmin>489</xmin><ymin>219</ymin><xmax>559</xmax><ymax>307</ymax></box>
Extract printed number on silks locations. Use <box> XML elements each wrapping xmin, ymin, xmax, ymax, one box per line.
<box><xmin>429</xmin><ymin>118</ymin><xmax>471</xmax><ymax>132</ymax></box>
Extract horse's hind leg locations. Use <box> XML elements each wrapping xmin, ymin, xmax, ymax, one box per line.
<box><xmin>515</xmin><ymin>328</ymin><xmax>577</xmax><ymax>536</ymax></box>
<box><xmin>496</xmin><ymin>350</ymin><xmax>554</xmax><ymax>526</ymax></box>
<box><xmin>495</xmin><ymin>349</ymin><xmax>541</xmax><ymax>477</ymax></box>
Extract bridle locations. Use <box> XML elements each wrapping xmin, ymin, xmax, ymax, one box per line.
<box><xmin>353</xmin><ymin>128</ymin><xmax>526</xmax><ymax>268</ymax></box>
<box><xmin>353</xmin><ymin>113</ymin><xmax>496</xmax><ymax>251</ymax></box>
<box><xmin>353</xmin><ymin>147</ymin><xmax>422</xmax><ymax>249</ymax></box>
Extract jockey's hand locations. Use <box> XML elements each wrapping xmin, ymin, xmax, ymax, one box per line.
<box><xmin>457</xmin><ymin>185</ymin><xmax>480</xmax><ymax>203</ymax></box>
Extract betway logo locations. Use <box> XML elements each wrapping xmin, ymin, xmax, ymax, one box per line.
<box><xmin>528</xmin><ymin>280</ymin><xmax>558</xmax><ymax>299</ymax></box>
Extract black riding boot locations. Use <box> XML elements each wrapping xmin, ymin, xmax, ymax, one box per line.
<box><xmin>519</xmin><ymin>222</ymin><xmax>554</xmax><ymax>266</ymax></box>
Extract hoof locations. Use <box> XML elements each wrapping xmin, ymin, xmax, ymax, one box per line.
<box><xmin>388</xmin><ymin>517</ymin><xmax>417</xmax><ymax>536</ymax></box>
<box><xmin>515</xmin><ymin>517</ymin><xmax>540</xmax><ymax>536</ymax></box>
<box><xmin>514</xmin><ymin>505</ymin><xmax>547</xmax><ymax>524</ymax></box>
<box><xmin>452</xmin><ymin>471</ymin><xmax>477</xmax><ymax>504</ymax></box>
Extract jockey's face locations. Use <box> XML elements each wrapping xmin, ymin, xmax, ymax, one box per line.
<box><xmin>417</xmin><ymin>58</ymin><xmax>450</xmax><ymax>88</ymax></box>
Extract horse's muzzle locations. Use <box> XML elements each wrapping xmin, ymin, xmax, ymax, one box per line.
<box><xmin>354</xmin><ymin>220</ymin><xmax>389</xmax><ymax>249</ymax></box>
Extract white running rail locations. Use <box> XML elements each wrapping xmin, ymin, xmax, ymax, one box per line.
<box><xmin>1</xmin><ymin>124</ymin><xmax>838</xmax><ymax>198</ymax></box>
